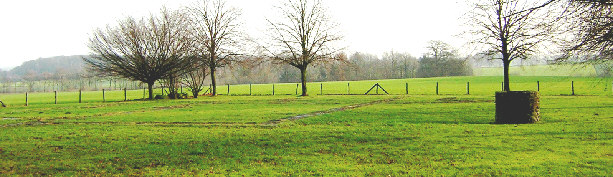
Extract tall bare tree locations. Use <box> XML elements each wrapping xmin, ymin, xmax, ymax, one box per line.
<box><xmin>467</xmin><ymin>0</ymin><xmax>560</xmax><ymax>91</ymax></box>
<box><xmin>86</xmin><ymin>8</ymin><xmax>195</xmax><ymax>99</ymax></box>
<box><xmin>266</xmin><ymin>0</ymin><xmax>344</xmax><ymax>96</ymax></box>
<box><xmin>189</xmin><ymin>0</ymin><xmax>243</xmax><ymax>96</ymax></box>
<box><xmin>425</xmin><ymin>40</ymin><xmax>457</xmax><ymax>61</ymax></box>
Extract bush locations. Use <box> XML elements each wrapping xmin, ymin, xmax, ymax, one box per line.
<box><xmin>154</xmin><ymin>95</ymin><xmax>169</xmax><ymax>99</ymax></box>
<box><xmin>495</xmin><ymin>91</ymin><xmax>540</xmax><ymax>124</ymax></box>
<box><xmin>157</xmin><ymin>93</ymin><xmax>188</xmax><ymax>99</ymax></box>
<box><xmin>179</xmin><ymin>93</ymin><xmax>188</xmax><ymax>99</ymax></box>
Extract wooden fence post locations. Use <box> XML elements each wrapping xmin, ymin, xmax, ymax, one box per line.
<box><xmin>376</xmin><ymin>84</ymin><xmax>379</xmax><ymax>94</ymax></box>
<box><xmin>250</xmin><ymin>84</ymin><xmax>252</xmax><ymax>96</ymax></box>
<box><xmin>537</xmin><ymin>81</ymin><xmax>540</xmax><ymax>92</ymax></box>
<box><xmin>54</xmin><ymin>91</ymin><xmax>57</xmax><ymax>104</ymax></box>
<box><xmin>296</xmin><ymin>84</ymin><xmax>299</xmax><ymax>95</ymax></box>
<box><xmin>570</xmin><ymin>81</ymin><xmax>575</xmax><ymax>95</ymax></box>
<box><xmin>25</xmin><ymin>92</ymin><xmax>28</xmax><ymax>106</ymax></box>
<box><xmin>467</xmin><ymin>82</ymin><xmax>470</xmax><ymax>95</ymax></box>
<box><xmin>273</xmin><ymin>84</ymin><xmax>275</xmax><ymax>95</ymax></box>
<box><xmin>320</xmin><ymin>83</ymin><xmax>323</xmax><ymax>95</ymax></box>
<box><xmin>436</xmin><ymin>82</ymin><xmax>439</xmax><ymax>95</ymax></box>
<box><xmin>143</xmin><ymin>87</ymin><xmax>145</xmax><ymax>99</ymax></box>
<box><xmin>405</xmin><ymin>83</ymin><xmax>408</xmax><ymax>95</ymax></box>
<box><xmin>79</xmin><ymin>89</ymin><xmax>82</xmax><ymax>103</ymax></box>
<box><xmin>161</xmin><ymin>85</ymin><xmax>165</xmax><ymax>96</ymax></box>
<box><xmin>348</xmin><ymin>83</ymin><xmax>350</xmax><ymax>95</ymax></box>
<box><xmin>227</xmin><ymin>84</ymin><xmax>230</xmax><ymax>95</ymax></box>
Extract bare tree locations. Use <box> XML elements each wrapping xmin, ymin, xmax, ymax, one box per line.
<box><xmin>417</xmin><ymin>41</ymin><xmax>472</xmax><ymax>78</ymax></box>
<box><xmin>86</xmin><ymin>8</ymin><xmax>195</xmax><ymax>99</ymax></box>
<box><xmin>54</xmin><ymin>69</ymin><xmax>68</xmax><ymax>91</ymax></box>
<box><xmin>0</xmin><ymin>70</ymin><xmax>7</xmax><ymax>93</ymax></box>
<box><xmin>266</xmin><ymin>0</ymin><xmax>344</xmax><ymax>96</ymax></box>
<box><xmin>378</xmin><ymin>51</ymin><xmax>417</xmax><ymax>79</ymax></box>
<box><xmin>227</xmin><ymin>57</ymin><xmax>273</xmax><ymax>84</ymax></box>
<box><xmin>466</xmin><ymin>0</ymin><xmax>560</xmax><ymax>91</ymax></box>
<box><xmin>161</xmin><ymin>74</ymin><xmax>182</xmax><ymax>99</ymax></box>
<box><xmin>189</xmin><ymin>0</ymin><xmax>243</xmax><ymax>96</ymax></box>
<box><xmin>561</xmin><ymin>0</ymin><xmax>612</xmax><ymax>62</ymax></box>
<box><xmin>425</xmin><ymin>41</ymin><xmax>457</xmax><ymax>61</ymax></box>
<box><xmin>183</xmin><ymin>60</ymin><xmax>209</xmax><ymax>98</ymax></box>
<box><xmin>23</xmin><ymin>70</ymin><xmax>38</xmax><ymax>92</ymax></box>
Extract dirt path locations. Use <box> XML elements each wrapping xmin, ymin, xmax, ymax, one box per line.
<box><xmin>262</xmin><ymin>96</ymin><xmax>403</xmax><ymax>126</ymax></box>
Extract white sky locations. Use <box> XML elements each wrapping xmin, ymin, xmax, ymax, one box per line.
<box><xmin>0</xmin><ymin>0</ymin><xmax>467</xmax><ymax>69</ymax></box>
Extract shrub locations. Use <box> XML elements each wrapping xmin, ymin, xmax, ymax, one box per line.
<box><xmin>495</xmin><ymin>91</ymin><xmax>540</xmax><ymax>124</ymax></box>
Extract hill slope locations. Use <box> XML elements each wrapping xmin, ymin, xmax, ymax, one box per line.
<box><xmin>9</xmin><ymin>55</ymin><xmax>87</xmax><ymax>76</ymax></box>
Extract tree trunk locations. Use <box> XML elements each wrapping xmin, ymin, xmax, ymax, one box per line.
<box><xmin>210</xmin><ymin>66</ymin><xmax>217</xmax><ymax>96</ymax></box>
<box><xmin>300</xmin><ymin>67</ymin><xmax>308</xmax><ymax>96</ymax></box>
<box><xmin>503</xmin><ymin>59</ymin><xmax>511</xmax><ymax>92</ymax></box>
<box><xmin>193</xmin><ymin>85</ymin><xmax>200</xmax><ymax>98</ymax></box>
<box><xmin>193</xmin><ymin>90</ymin><xmax>199</xmax><ymax>98</ymax></box>
<box><xmin>147</xmin><ymin>82</ymin><xmax>154</xmax><ymax>100</ymax></box>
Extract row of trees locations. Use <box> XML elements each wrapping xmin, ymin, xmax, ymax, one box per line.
<box><xmin>87</xmin><ymin>0</ymin><xmax>342</xmax><ymax>98</ymax></box>
<box><xmin>0</xmin><ymin>69</ymin><xmax>81</xmax><ymax>93</ymax></box>
<box><xmin>0</xmin><ymin>51</ymin><xmax>466</xmax><ymax>93</ymax></box>
<box><xmin>86</xmin><ymin>0</ymin><xmax>611</xmax><ymax>99</ymax></box>
<box><xmin>224</xmin><ymin>46</ymin><xmax>470</xmax><ymax>84</ymax></box>
<box><xmin>0</xmin><ymin>38</ymin><xmax>473</xmax><ymax>93</ymax></box>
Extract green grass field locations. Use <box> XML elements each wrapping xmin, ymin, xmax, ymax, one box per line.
<box><xmin>0</xmin><ymin>76</ymin><xmax>612</xmax><ymax>176</ymax></box>
<box><xmin>0</xmin><ymin>76</ymin><xmax>611</xmax><ymax>106</ymax></box>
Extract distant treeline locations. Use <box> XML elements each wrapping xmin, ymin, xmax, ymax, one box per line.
<box><xmin>4</xmin><ymin>53</ymin><xmax>610</xmax><ymax>94</ymax></box>
<box><xmin>193</xmin><ymin>51</ymin><xmax>472</xmax><ymax>85</ymax></box>
<box><xmin>2</xmin><ymin>55</ymin><xmax>85</xmax><ymax>81</ymax></box>
<box><xmin>0</xmin><ymin>51</ymin><xmax>474</xmax><ymax>93</ymax></box>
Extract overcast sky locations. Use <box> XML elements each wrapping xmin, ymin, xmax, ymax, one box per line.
<box><xmin>0</xmin><ymin>0</ymin><xmax>467</xmax><ymax>69</ymax></box>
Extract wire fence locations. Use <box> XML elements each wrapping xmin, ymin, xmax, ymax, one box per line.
<box><xmin>213</xmin><ymin>80</ymin><xmax>612</xmax><ymax>96</ymax></box>
<box><xmin>1</xmin><ymin>79</ymin><xmax>611</xmax><ymax>106</ymax></box>
<box><xmin>0</xmin><ymin>79</ymin><xmax>144</xmax><ymax>94</ymax></box>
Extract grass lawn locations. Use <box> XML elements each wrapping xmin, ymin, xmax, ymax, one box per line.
<box><xmin>0</xmin><ymin>86</ymin><xmax>611</xmax><ymax>175</ymax></box>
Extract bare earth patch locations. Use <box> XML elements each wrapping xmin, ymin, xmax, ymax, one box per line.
<box><xmin>262</xmin><ymin>96</ymin><xmax>403</xmax><ymax>126</ymax></box>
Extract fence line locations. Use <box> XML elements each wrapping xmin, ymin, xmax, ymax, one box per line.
<box><xmin>2</xmin><ymin>80</ymin><xmax>612</xmax><ymax>106</ymax></box>
<box><xmin>0</xmin><ymin>79</ymin><xmax>149</xmax><ymax>94</ymax></box>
